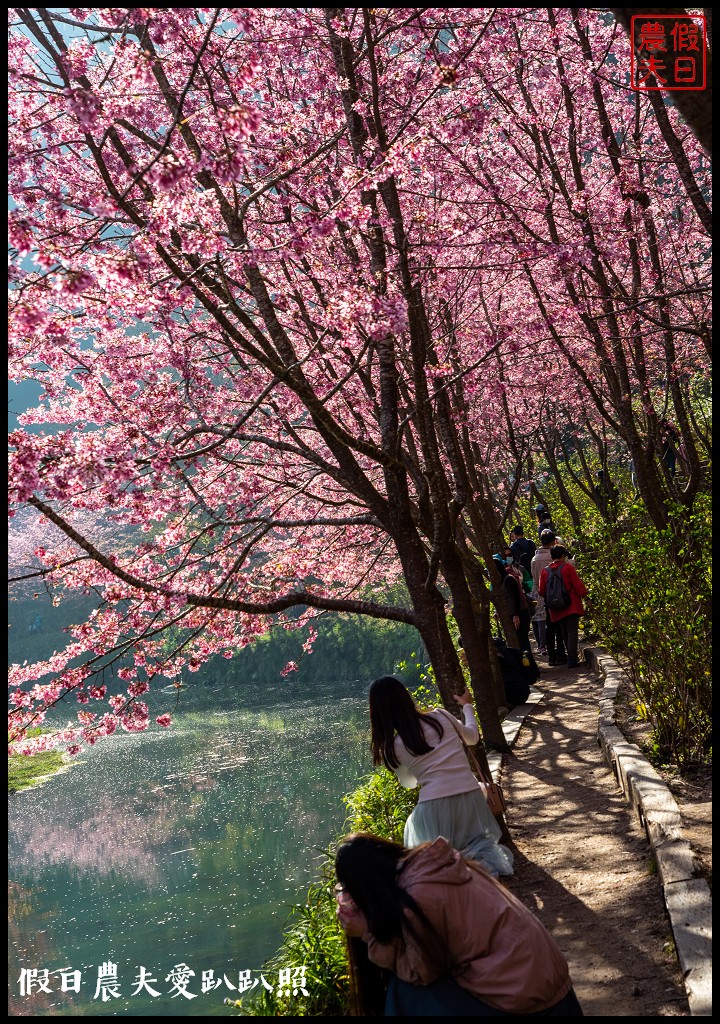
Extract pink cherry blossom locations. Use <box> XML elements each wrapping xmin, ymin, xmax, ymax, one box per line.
<box><xmin>7</xmin><ymin>8</ymin><xmax>710</xmax><ymax>755</ymax></box>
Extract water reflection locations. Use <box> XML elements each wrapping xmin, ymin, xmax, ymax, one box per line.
<box><xmin>8</xmin><ymin>695</ymin><xmax>370</xmax><ymax>1016</ymax></box>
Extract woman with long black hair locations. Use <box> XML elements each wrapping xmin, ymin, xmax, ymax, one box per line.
<box><xmin>368</xmin><ymin>675</ymin><xmax>513</xmax><ymax>878</ymax></box>
<box><xmin>335</xmin><ymin>833</ymin><xmax>584</xmax><ymax>1017</ymax></box>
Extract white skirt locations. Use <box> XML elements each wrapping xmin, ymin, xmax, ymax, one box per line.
<box><xmin>404</xmin><ymin>788</ymin><xmax>514</xmax><ymax>877</ymax></box>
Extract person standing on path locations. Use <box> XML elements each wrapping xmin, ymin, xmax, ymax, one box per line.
<box><xmin>368</xmin><ymin>676</ymin><xmax>514</xmax><ymax>878</ymax></box>
<box><xmin>503</xmin><ymin>544</ymin><xmax>534</xmax><ymax>607</ymax></box>
<box><xmin>538</xmin><ymin>546</ymin><xmax>591</xmax><ymax>670</ymax></box>
<box><xmin>531</xmin><ymin>529</ymin><xmax>566</xmax><ymax>665</ymax></box>
<box><xmin>510</xmin><ymin>524</ymin><xmax>537</xmax><ymax>574</ymax></box>
<box><xmin>534</xmin><ymin>503</ymin><xmax>556</xmax><ymax>539</ymax></box>
<box><xmin>494</xmin><ymin>552</ymin><xmax>532</xmax><ymax>654</ymax></box>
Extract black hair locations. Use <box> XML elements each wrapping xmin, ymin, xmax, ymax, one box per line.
<box><xmin>369</xmin><ymin>676</ymin><xmax>443</xmax><ymax>769</ymax></box>
<box><xmin>550</xmin><ymin>545</ymin><xmax>566</xmax><ymax>559</ymax></box>
<box><xmin>336</xmin><ymin>834</ymin><xmax>452</xmax><ymax>1014</ymax></box>
<box><xmin>344</xmin><ymin>936</ymin><xmax>390</xmax><ymax>1016</ymax></box>
<box><xmin>336</xmin><ymin>834</ymin><xmax>416</xmax><ymax>942</ymax></box>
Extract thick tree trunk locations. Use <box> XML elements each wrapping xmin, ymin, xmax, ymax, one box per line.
<box><xmin>441</xmin><ymin>545</ymin><xmax>509</xmax><ymax>752</ymax></box>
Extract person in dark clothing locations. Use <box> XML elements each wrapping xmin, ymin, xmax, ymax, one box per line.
<box><xmin>659</xmin><ymin>420</ymin><xmax>680</xmax><ymax>478</ymax></box>
<box><xmin>533</xmin><ymin>504</ymin><xmax>556</xmax><ymax>539</ymax></box>
<box><xmin>509</xmin><ymin>525</ymin><xmax>536</xmax><ymax>574</ymax></box>
<box><xmin>493</xmin><ymin>554</ymin><xmax>531</xmax><ymax>654</ymax></box>
<box><xmin>492</xmin><ymin>637</ymin><xmax>537</xmax><ymax>707</ymax></box>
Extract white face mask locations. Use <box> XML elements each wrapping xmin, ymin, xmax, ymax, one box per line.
<box><xmin>505</xmin><ymin>557</ymin><xmax>514</xmax><ymax>565</ymax></box>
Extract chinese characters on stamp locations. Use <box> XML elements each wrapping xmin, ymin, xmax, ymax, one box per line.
<box><xmin>630</xmin><ymin>14</ymin><xmax>707</xmax><ymax>91</ymax></box>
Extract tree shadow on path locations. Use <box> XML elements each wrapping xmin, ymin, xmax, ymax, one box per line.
<box><xmin>500</xmin><ymin>667</ymin><xmax>689</xmax><ymax>1017</ymax></box>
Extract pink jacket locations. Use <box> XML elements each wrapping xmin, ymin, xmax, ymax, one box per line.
<box><xmin>364</xmin><ymin>837</ymin><xmax>572</xmax><ymax>1014</ymax></box>
<box><xmin>538</xmin><ymin>559</ymin><xmax>588</xmax><ymax>622</ymax></box>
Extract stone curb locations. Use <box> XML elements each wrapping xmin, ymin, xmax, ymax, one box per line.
<box><xmin>486</xmin><ymin>687</ymin><xmax>545</xmax><ymax>780</ymax></box>
<box><xmin>585</xmin><ymin>645</ymin><xmax>712</xmax><ymax>1017</ymax></box>
<box><xmin>490</xmin><ymin>655</ymin><xmax>711</xmax><ymax>1017</ymax></box>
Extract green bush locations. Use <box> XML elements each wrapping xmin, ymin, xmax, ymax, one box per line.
<box><xmin>578</xmin><ymin>497</ymin><xmax>711</xmax><ymax>769</ymax></box>
<box><xmin>226</xmin><ymin>864</ymin><xmax>350</xmax><ymax>1017</ymax></box>
<box><xmin>527</xmin><ymin>462</ymin><xmax>711</xmax><ymax>772</ymax></box>
<box><xmin>342</xmin><ymin>766</ymin><xmax>419</xmax><ymax>843</ymax></box>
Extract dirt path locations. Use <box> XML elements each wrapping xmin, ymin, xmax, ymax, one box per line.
<box><xmin>500</xmin><ymin>664</ymin><xmax>690</xmax><ymax>1017</ymax></box>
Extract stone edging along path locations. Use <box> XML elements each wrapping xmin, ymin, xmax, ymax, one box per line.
<box><xmin>487</xmin><ymin>646</ymin><xmax>712</xmax><ymax>1018</ymax></box>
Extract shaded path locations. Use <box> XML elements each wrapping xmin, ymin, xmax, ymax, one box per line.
<box><xmin>500</xmin><ymin>664</ymin><xmax>689</xmax><ymax>1017</ymax></box>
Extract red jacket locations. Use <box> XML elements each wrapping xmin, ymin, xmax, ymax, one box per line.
<box><xmin>539</xmin><ymin>559</ymin><xmax>588</xmax><ymax>622</ymax></box>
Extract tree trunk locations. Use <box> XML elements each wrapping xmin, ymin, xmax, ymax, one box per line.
<box><xmin>441</xmin><ymin>543</ymin><xmax>509</xmax><ymax>752</ymax></box>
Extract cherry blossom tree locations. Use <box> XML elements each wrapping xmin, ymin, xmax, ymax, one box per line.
<box><xmin>8</xmin><ymin>8</ymin><xmax>710</xmax><ymax>755</ymax></box>
<box><xmin>611</xmin><ymin>7</ymin><xmax>712</xmax><ymax>158</ymax></box>
<box><xmin>429</xmin><ymin>8</ymin><xmax>710</xmax><ymax>537</ymax></box>
<box><xmin>8</xmin><ymin>7</ymin><xmax>501</xmax><ymax>753</ymax></box>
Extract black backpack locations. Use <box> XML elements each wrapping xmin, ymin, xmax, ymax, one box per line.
<box><xmin>493</xmin><ymin>639</ymin><xmax>539</xmax><ymax>706</ymax></box>
<box><xmin>512</xmin><ymin>537</ymin><xmax>536</xmax><ymax>574</ymax></box>
<box><xmin>545</xmin><ymin>565</ymin><xmax>571</xmax><ymax>611</ymax></box>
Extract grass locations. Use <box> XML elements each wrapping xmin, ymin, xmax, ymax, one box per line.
<box><xmin>8</xmin><ymin>729</ymin><xmax>68</xmax><ymax>793</ymax></box>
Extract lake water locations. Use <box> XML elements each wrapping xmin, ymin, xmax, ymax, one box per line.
<box><xmin>8</xmin><ymin>694</ymin><xmax>371</xmax><ymax>1016</ymax></box>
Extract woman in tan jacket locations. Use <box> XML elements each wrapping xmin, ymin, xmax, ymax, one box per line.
<box><xmin>335</xmin><ymin>833</ymin><xmax>583</xmax><ymax>1016</ymax></box>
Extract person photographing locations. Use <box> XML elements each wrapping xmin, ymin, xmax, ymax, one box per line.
<box><xmin>368</xmin><ymin>676</ymin><xmax>513</xmax><ymax>878</ymax></box>
<box><xmin>334</xmin><ymin>833</ymin><xmax>584</xmax><ymax>1016</ymax></box>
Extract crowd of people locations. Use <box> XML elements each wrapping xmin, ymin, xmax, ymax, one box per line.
<box><xmin>331</xmin><ymin>503</ymin><xmax>589</xmax><ymax>1015</ymax></box>
<box><xmin>503</xmin><ymin>504</ymin><xmax>592</xmax><ymax>671</ymax></box>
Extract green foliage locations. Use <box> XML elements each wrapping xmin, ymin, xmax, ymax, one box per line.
<box><xmin>227</xmin><ymin>862</ymin><xmax>350</xmax><ymax>1017</ymax></box>
<box><xmin>578</xmin><ymin>496</ymin><xmax>711</xmax><ymax>769</ymax></box>
<box><xmin>515</xmin><ymin>448</ymin><xmax>711</xmax><ymax>773</ymax></box>
<box><xmin>408</xmin><ymin>680</ymin><xmax>442</xmax><ymax>712</ymax></box>
<box><xmin>395</xmin><ymin>649</ymin><xmax>439</xmax><ymax>707</ymax></box>
<box><xmin>234</xmin><ymin>765</ymin><xmax>415</xmax><ymax>1016</ymax></box>
<box><xmin>342</xmin><ymin>767</ymin><xmax>418</xmax><ymax>842</ymax></box>
<box><xmin>198</xmin><ymin>610</ymin><xmax>427</xmax><ymax>702</ymax></box>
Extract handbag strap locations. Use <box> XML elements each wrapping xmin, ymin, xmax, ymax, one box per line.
<box><xmin>437</xmin><ymin>706</ymin><xmax>493</xmax><ymax>785</ymax></box>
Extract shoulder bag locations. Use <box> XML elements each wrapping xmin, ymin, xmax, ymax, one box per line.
<box><xmin>465</xmin><ymin>742</ymin><xmax>508</xmax><ymax>815</ymax></box>
<box><xmin>439</xmin><ymin>707</ymin><xmax>507</xmax><ymax>815</ymax></box>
